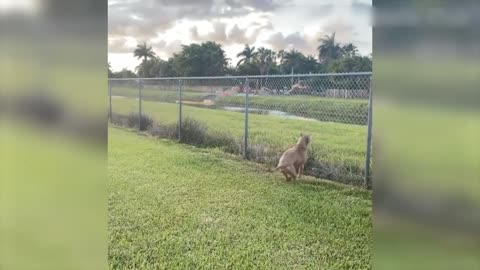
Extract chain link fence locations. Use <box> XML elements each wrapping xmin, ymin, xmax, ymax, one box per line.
<box><xmin>108</xmin><ymin>72</ymin><xmax>372</xmax><ymax>187</ymax></box>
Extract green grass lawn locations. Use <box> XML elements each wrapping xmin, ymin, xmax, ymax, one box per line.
<box><xmin>217</xmin><ymin>95</ymin><xmax>368</xmax><ymax>125</ymax></box>
<box><xmin>112</xmin><ymin>87</ymin><xmax>206</xmax><ymax>103</ymax></box>
<box><xmin>111</xmin><ymin>87</ymin><xmax>369</xmax><ymax>125</ymax></box>
<box><xmin>108</xmin><ymin>126</ymin><xmax>372</xmax><ymax>269</ymax></box>
<box><xmin>111</xmin><ymin>97</ymin><xmax>368</xmax><ymax>184</ymax></box>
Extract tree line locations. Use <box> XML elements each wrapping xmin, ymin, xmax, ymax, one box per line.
<box><xmin>109</xmin><ymin>32</ymin><xmax>372</xmax><ymax>78</ymax></box>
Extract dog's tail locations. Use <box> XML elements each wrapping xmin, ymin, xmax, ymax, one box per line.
<box><xmin>267</xmin><ymin>166</ymin><xmax>282</xmax><ymax>173</ymax></box>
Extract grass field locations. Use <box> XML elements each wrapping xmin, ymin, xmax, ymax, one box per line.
<box><xmin>111</xmin><ymin>87</ymin><xmax>369</xmax><ymax>125</ymax></box>
<box><xmin>111</xmin><ymin>96</ymin><xmax>368</xmax><ymax>184</ymax></box>
<box><xmin>112</xmin><ymin>87</ymin><xmax>206</xmax><ymax>103</ymax></box>
<box><xmin>108</xmin><ymin>126</ymin><xmax>372</xmax><ymax>269</ymax></box>
<box><xmin>217</xmin><ymin>95</ymin><xmax>368</xmax><ymax>125</ymax></box>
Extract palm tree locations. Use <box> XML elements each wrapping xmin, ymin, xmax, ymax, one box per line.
<box><xmin>135</xmin><ymin>56</ymin><xmax>163</xmax><ymax>78</ymax></box>
<box><xmin>254</xmin><ymin>47</ymin><xmax>276</xmax><ymax>86</ymax></box>
<box><xmin>277</xmin><ymin>49</ymin><xmax>286</xmax><ymax>65</ymax></box>
<box><xmin>134</xmin><ymin>42</ymin><xmax>156</xmax><ymax>76</ymax></box>
<box><xmin>284</xmin><ymin>49</ymin><xmax>305</xmax><ymax>72</ymax></box>
<box><xmin>317</xmin><ymin>32</ymin><xmax>343</xmax><ymax>62</ymax></box>
<box><xmin>282</xmin><ymin>49</ymin><xmax>306</xmax><ymax>86</ymax></box>
<box><xmin>134</xmin><ymin>42</ymin><xmax>156</xmax><ymax>63</ymax></box>
<box><xmin>255</xmin><ymin>47</ymin><xmax>276</xmax><ymax>75</ymax></box>
<box><xmin>342</xmin><ymin>43</ymin><xmax>359</xmax><ymax>57</ymax></box>
<box><xmin>236</xmin><ymin>44</ymin><xmax>257</xmax><ymax>66</ymax></box>
<box><xmin>303</xmin><ymin>55</ymin><xmax>318</xmax><ymax>73</ymax></box>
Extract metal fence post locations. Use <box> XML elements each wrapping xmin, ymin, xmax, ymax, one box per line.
<box><xmin>138</xmin><ymin>78</ymin><xmax>143</xmax><ymax>130</ymax></box>
<box><xmin>364</xmin><ymin>76</ymin><xmax>373</xmax><ymax>188</ymax></box>
<box><xmin>178</xmin><ymin>79</ymin><xmax>183</xmax><ymax>141</ymax></box>
<box><xmin>243</xmin><ymin>77</ymin><xmax>249</xmax><ymax>159</ymax></box>
<box><xmin>108</xmin><ymin>80</ymin><xmax>112</xmax><ymax>122</ymax></box>
<box><xmin>290</xmin><ymin>68</ymin><xmax>294</xmax><ymax>87</ymax></box>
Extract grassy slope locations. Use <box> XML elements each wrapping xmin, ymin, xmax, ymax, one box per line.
<box><xmin>111</xmin><ymin>87</ymin><xmax>369</xmax><ymax>125</ymax></box>
<box><xmin>111</xmin><ymin>98</ymin><xmax>367</xmax><ymax>181</ymax></box>
<box><xmin>112</xmin><ymin>87</ymin><xmax>206</xmax><ymax>103</ymax></box>
<box><xmin>217</xmin><ymin>95</ymin><xmax>368</xmax><ymax>125</ymax></box>
<box><xmin>108</xmin><ymin>127</ymin><xmax>372</xmax><ymax>269</ymax></box>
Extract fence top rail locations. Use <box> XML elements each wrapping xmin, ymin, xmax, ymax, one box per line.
<box><xmin>108</xmin><ymin>72</ymin><xmax>372</xmax><ymax>81</ymax></box>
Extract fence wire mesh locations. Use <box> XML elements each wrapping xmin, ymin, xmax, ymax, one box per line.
<box><xmin>108</xmin><ymin>73</ymin><xmax>372</xmax><ymax>186</ymax></box>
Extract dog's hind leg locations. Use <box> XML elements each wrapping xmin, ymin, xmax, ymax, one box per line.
<box><xmin>281</xmin><ymin>171</ymin><xmax>291</xmax><ymax>181</ymax></box>
<box><xmin>285</xmin><ymin>165</ymin><xmax>297</xmax><ymax>180</ymax></box>
<box><xmin>297</xmin><ymin>164</ymin><xmax>304</xmax><ymax>179</ymax></box>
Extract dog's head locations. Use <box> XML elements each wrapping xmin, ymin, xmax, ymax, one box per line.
<box><xmin>298</xmin><ymin>133</ymin><xmax>312</xmax><ymax>147</ymax></box>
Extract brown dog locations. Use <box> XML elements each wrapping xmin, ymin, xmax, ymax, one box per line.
<box><xmin>272</xmin><ymin>134</ymin><xmax>311</xmax><ymax>181</ymax></box>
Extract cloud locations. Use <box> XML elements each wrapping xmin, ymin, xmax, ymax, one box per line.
<box><xmin>189</xmin><ymin>22</ymin><xmax>228</xmax><ymax>44</ymax></box>
<box><xmin>151</xmin><ymin>39</ymin><xmax>183</xmax><ymax>58</ymax></box>
<box><xmin>108</xmin><ymin>37</ymin><xmax>135</xmax><ymax>53</ymax></box>
<box><xmin>225</xmin><ymin>0</ymin><xmax>279</xmax><ymax>11</ymax></box>
<box><xmin>250</xmin><ymin>20</ymin><xmax>273</xmax><ymax>29</ymax></box>
<box><xmin>109</xmin><ymin>38</ymin><xmax>184</xmax><ymax>59</ymax></box>
<box><xmin>322</xmin><ymin>19</ymin><xmax>355</xmax><ymax>42</ymax></box>
<box><xmin>208</xmin><ymin>22</ymin><xmax>228</xmax><ymax>42</ymax></box>
<box><xmin>266</xmin><ymin>15</ymin><xmax>370</xmax><ymax>57</ymax></box>
<box><xmin>189</xmin><ymin>20</ymin><xmax>272</xmax><ymax>46</ymax></box>
<box><xmin>108</xmin><ymin>0</ymin><xmax>286</xmax><ymax>38</ymax></box>
<box><xmin>108</xmin><ymin>0</ymin><xmax>372</xmax><ymax>63</ymax></box>
<box><xmin>305</xmin><ymin>3</ymin><xmax>335</xmax><ymax>17</ymax></box>
<box><xmin>108</xmin><ymin>1</ymin><xmax>178</xmax><ymax>39</ymax></box>
<box><xmin>266</xmin><ymin>31</ymin><xmax>320</xmax><ymax>56</ymax></box>
<box><xmin>351</xmin><ymin>0</ymin><xmax>371</xmax><ymax>13</ymax></box>
<box><xmin>152</xmin><ymin>40</ymin><xmax>167</xmax><ymax>49</ymax></box>
<box><xmin>228</xmin><ymin>24</ymin><xmax>255</xmax><ymax>44</ymax></box>
<box><xmin>266</xmin><ymin>32</ymin><xmax>286</xmax><ymax>49</ymax></box>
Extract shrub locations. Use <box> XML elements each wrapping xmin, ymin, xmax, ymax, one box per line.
<box><xmin>303</xmin><ymin>148</ymin><xmax>364</xmax><ymax>185</ymax></box>
<box><xmin>246</xmin><ymin>143</ymin><xmax>279</xmax><ymax>166</ymax></box>
<box><xmin>147</xmin><ymin>117</ymin><xmax>240</xmax><ymax>153</ymax></box>
<box><xmin>178</xmin><ymin>117</ymin><xmax>208</xmax><ymax>145</ymax></box>
<box><xmin>148</xmin><ymin>122</ymin><xmax>177</xmax><ymax>139</ymax></box>
<box><xmin>126</xmin><ymin>113</ymin><xmax>153</xmax><ymax>131</ymax></box>
<box><xmin>110</xmin><ymin>113</ymin><xmax>129</xmax><ymax>127</ymax></box>
<box><xmin>205</xmin><ymin>131</ymin><xmax>242</xmax><ymax>154</ymax></box>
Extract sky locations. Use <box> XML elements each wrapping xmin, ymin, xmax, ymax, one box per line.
<box><xmin>108</xmin><ymin>0</ymin><xmax>372</xmax><ymax>72</ymax></box>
